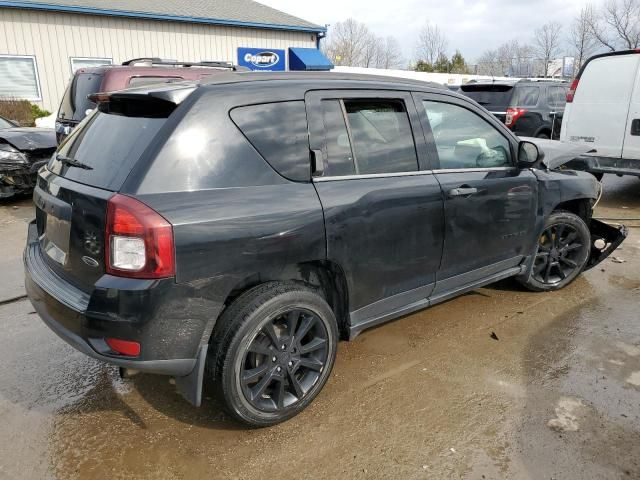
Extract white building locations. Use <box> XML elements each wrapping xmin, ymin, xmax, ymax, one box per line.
<box><xmin>0</xmin><ymin>0</ymin><xmax>331</xmax><ymax>111</ymax></box>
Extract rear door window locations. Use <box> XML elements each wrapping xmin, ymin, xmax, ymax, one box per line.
<box><xmin>57</xmin><ymin>73</ymin><xmax>103</xmax><ymax>122</ymax></box>
<box><xmin>230</xmin><ymin>101</ymin><xmax>310</xmax><ymax>181</ymax></box>
<box><xmin>322</xmin><ymin>99</ymin><xmax>418</xmax><ymax>176</ymax></box>
<box><xmin>344</xmin><ymin>100</ymin><xmax>418</xmax><ymax>174</ymax></box>
<box><xmin>511</xmin><ymin>86</ymin><xmax>540</xmax><ymax>107</ymax></box>
<box><xmin>547</xmin><ymin>86</ymin><xmax>568</xmax><ymax>107</ymax></box>
<box><xmin>49</xmin><ymin>110</ymin><xmax>166</xmax><ymax>190</ymax></box>
<box><xmin>321</xmin><ymin>100</ymin><xmax>356</xmax><ymax>176</ymax></box>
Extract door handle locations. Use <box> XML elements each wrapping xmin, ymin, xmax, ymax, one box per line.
<box><xmin>448</xmin><ymin>187</ymin><xmax>478</xmax><ymax>197</ymax></box>
<box><xmin>631</xmin><ymin>119</ymin><xmax>640</xmax><ymax>136</ymax></box>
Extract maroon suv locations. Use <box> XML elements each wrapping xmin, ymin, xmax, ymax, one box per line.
<box><xmin>55</xmin><ymin>58</ymin><xmax>246</xmax><ymax>143</ymax></box>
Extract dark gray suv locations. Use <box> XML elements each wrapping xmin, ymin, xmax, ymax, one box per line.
<box><xmin>460</xmin><ymin>80</ymin><xmax>568</xmax><ymax>139</ymax></box>
<box><xmin>25</xmin><ymin>73</ymin><xmax>625</xmax><ymax>426</ymax></box>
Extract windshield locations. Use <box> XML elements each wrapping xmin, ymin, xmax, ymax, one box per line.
<box><xmin>460</xmin><ymin>84</ymin><xmax>514</xmax><ymax>111</ymax></box>
<box><xmin>58</xmin><ymin>73</ymin><xmax>103</xmax><ymax>122</ymax></box>
<box><xmin>49</xmin><ymin>110</ymin><xmax>166</xmax><ymax>190</ymax></box>
<box><xmin>0</xmin><ymin>116</ymin><xmax>15</xmax><ymax>129</ymax></box>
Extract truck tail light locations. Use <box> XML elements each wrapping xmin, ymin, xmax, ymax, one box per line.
<box><xmin>505</xmin><ymin>107</ymin><xmax>527</xmax><ymax>127</ymax></box>
<box><xmin>105</xmin><ymin>194</ymin><xmax>175</xmax><ymax>279</ymax></box>
<box><xmin>566</xmin><ymin>78</ymin><xmax>579</xmax><ymax>103</ymax></box>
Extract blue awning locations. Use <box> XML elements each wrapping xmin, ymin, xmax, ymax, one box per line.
<box><xmin>288</xmin><ymin>48</ymin><xmax>333</xmax><ymax>71</ymax></box>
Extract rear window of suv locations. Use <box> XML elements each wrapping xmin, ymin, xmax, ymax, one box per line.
<box><xmin>58</xmin><ymin>73</ymin><xmax>103</xmax><ymax>122</ymax></box>
<box><xmin>460</xmin><ymin>84</ymin><xmax>514</xmax><ymax>111</ymax></box>
<box><xmin>49</xmin><ymin>110</ymin><xmax>165</xmax><ymax>190</ymax></box>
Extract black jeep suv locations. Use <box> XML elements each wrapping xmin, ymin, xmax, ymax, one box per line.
<box><xmin>460</xmin><ymin>80</ymin><xmax>568</xmax><ymax>139</ymax></box>
<box><xmin>25</xmin><ymin>73</ymin><xmax>625</xmax><ymax>426</ymax></box>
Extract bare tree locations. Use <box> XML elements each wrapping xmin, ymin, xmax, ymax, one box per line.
<box><xmin>376</xmin><ymin>36</ymin><xmax>404</xmax><ymax>69</ymax></box>
<box><xmin>324</xmin><ymin>19</ymin><xmax>370</xmax><ymax>66</ymax></box>
<box><xmin>585</xmin><ymin>3</ymin><xmax>618</xmax><ymax>51</ymax></box>
<box><xmin>476</xmin><ymin>40</ymin><xmax>539</xmax><ymax>77</ymax></box>
<box><xmin>476</xmin><ymin>49</ymin><xmax>500</xmax><ymax>76</ymax></box>
<box><xmin>361</xmin><ymin>32</ymin><xmax>381</xmax><ymax>68</ymax></box>
<box><xmin>416</xmin><ymin>24</ymin><xmax>448</xmax><ymax>66</ymax></box>
<box><xmin>570</xmin><ymin>7</ymin><xmax>598</xmax><ymax>72</ymax></box>
<box><xmin>586</xmin><ymin>0</ymin><xmax>640</xmax><ymax>51</ymax></box>
<box><xmin>324</xmin><ymin>19</ymin><xmax>404</xmax><ymax>69</ymax></box>
<box><xmin>534</xmin><ymin>22</ymin><xmax>563</xmax><ymax>77</ymax></box>
<box><xmin>603</xmin><ymin>0</ymin><xmax>640</xmax><ymax>48</ymax></box>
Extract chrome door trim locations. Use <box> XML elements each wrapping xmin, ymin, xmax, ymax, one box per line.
<box><xmin>434</xmin><ymin>167</ymin><xmax>518</xmax><ymax>174</ymax></box>
<box><xmin>313</xmin><ymin>170</ymin><xmax>434</xmax><ymax>182</ymax></box>
<box><xmin>313</xmin><ymin>166</ymin><xmax>518</xmax><ymax>182</ymax></box>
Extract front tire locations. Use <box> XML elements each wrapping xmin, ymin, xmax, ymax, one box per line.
<box><xmin>519</xmin><ymin>211</ymin><xmax>591</xmax><ymax>292</ymax></box>
<box><xmin>210</xmin><ymin>282</ymin><xmax>338</xmax><ymax>427</ymax></box>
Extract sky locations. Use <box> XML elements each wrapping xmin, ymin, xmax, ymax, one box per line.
<box><xmin>259</xmin><ymin>0</ymin><xmax>603</xmax><ymax>64</ymax></box>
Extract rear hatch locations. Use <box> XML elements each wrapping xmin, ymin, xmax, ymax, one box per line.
<box><xmin>459</xmin><ymin>83</ymin><xmax>515</xmax><ymax>123</ymax></box>
<box><xmin>36</xmin><ymin>90</ymin><xmax>183</xmax><ymax>291</ymax></box>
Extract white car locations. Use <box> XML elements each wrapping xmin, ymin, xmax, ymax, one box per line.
<box><xmin>561</xmin><ymin>49</ymin><xmax>640</xmax><ymax>180</ymax></box>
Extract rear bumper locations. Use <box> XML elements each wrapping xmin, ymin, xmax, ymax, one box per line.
<box><xmin>26</xmin><ymin>273</ymin><xmax>196</xmax><ymax>376</ymax></box>
<box><xmin>24</xmin><ymin>221</ymin><xmax>209</xmax><ymax>376</ymax></box>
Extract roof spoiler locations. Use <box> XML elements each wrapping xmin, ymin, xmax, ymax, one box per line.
<box><xmin>88</xmin><ymin>83</ymin><xmax>198</xmax><ymax>117</ymax></box>
<box><xmin>89</xmin><ymin>82</ymin><xmax>198</xmax><ymax>106</ymax></box>
<box><xmin>122</xmin><ymin>57</ymin><xmax>249</xmax><ymax>71</ymax></box>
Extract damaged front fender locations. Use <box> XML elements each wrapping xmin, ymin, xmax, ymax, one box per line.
<box><xmin>585</xmin><ymin>219</ymin><xmax>628</xmax><ymax>270</ymax></box>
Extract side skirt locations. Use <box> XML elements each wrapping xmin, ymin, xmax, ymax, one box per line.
<box><xmin>348</xmin><ymin>264</ymin><xmax>527</xmax><ymax>340</ymax></box>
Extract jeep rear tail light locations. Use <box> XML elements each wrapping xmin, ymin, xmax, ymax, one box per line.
<box><xmin>566</xmin><ymin>78</ymin><xmax>579</xmax><ymax>103</ymax></box>
<box><xmin>505</xmin><ymin>108</ymin><xmax>527</xmax><ymax>127</ymax></box>
<box><xmin>105</xmin><ymin>194</ymin><xmax>175</xmax><ymax>279</ymax></box>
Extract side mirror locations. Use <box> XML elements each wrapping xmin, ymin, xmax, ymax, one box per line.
<box><xmin>518</xmin><ymin>141</ymin><xmax>542</xmax><ymax>168</ymax></box>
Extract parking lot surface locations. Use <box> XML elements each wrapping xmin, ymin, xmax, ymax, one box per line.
<box><xmin>0</xmin><ymin>176</ymin><xmax>639</xmax><ymax>479</ymax></box>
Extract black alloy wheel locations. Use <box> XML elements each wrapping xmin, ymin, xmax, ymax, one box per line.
<box><xmin>518</xmin><ymin>211</ymin><xmax>591</xmax><ymax>292</ymax></box>
<box><xmin>240</xmin><ymin>308</ymin><xmax>329</xmax><ymax>412</ymax></box>
<box><xmin>211</xmin><ymin>282</ymin><xmax>338</xmax><ymax>427</ymax></box>
<box><xmin>533</xmin><ymin>223</ymin><xmax>587</xmax><ymax>285</ymax></box>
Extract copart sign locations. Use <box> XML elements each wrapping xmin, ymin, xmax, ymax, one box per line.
<box><xmin>237</xmin><ymin>48</ymin><xmax>286</xmax><ymax>71</ymax></box>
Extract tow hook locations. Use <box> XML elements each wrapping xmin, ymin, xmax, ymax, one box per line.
<box><xmin>585</xmin><ymin>219</ymin><xmax>628</xmax><ymax>270</ymax></box>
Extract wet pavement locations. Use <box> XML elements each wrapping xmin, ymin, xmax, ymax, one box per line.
<box><xmin>0</xmin><ymin>175</ymin><xmax>639</xmax><ymax>479</ymax></box>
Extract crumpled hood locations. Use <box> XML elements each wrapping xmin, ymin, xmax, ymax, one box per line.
<box><xmin>0</xmin><ymin>127</ymin><xmax>57</xmax><ymax>152</ymax></box>
<box><xmin>520</xmin><ymin>137</ymin><xmax>596</xmax><ymax>170</ymax></box>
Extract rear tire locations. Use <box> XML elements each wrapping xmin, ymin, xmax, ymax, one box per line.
<box><xmin>209</xmin><ymin>282</ymin><xmax>338</xmax><ymax>427</ymax></box>
<box><xmin>536</xmin><ymin>132</ymin><xmax>550</xmax><ymax>139</ymax></box>
<box><xmin>518</xmin><ymin>211</ymin><xmax>591</xmax><ymax>292</ymax></box>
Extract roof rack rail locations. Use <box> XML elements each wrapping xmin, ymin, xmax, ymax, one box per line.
<box><xmin>121</xmin><ymin>58</ymin><xmax>248</xmax><ymax>70</ymax></box>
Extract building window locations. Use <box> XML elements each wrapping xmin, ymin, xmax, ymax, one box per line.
<box><xmin>70</xmin><ymin>57</ymin><xmax>112</xmax><ymax>73</ymax></box>
<box><xmin>0</xmin><ymin>55</ymin><xmax>42</xmax><ymax>101</ymax></box>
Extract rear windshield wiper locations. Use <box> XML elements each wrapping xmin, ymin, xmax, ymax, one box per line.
<box><xmin>56</xmin><ymin>154</ymin><xmax>93</xmax><ymax>170</ymax></box>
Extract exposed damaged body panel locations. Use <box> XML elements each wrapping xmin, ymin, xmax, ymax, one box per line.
<box><xmin>520</xmin><ymin>136</ymin><xmax>596</xmax><ymax>170</ymax></box>
<box><xmin>585</xmin><ymin>220</ymin><xmax>628</xmax><ymax>270</ymax></box>
<box><xmin>526</xmin><ymin>138</ymin><xmax>627</xmax><ymax>272</ymax></box>
<box><xmin>0</xmin><ymin>126</ymin><xmax>56</xmax><ymax>199</ymax></box>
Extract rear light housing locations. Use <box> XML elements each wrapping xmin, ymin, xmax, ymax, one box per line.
<box><xmin>105</xmin><ymin>194</ymin><xmax>175</xmax><ymax>279</ymax></box>
<box><xmin>505</xmin><ymin>107</ymin><xmax>527</xmax><ymax>127</ymax></box>
<box><xmin>566</xmin><ymin>78</ymin><xmax>579</xmax><ymax>103</ymax></box>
